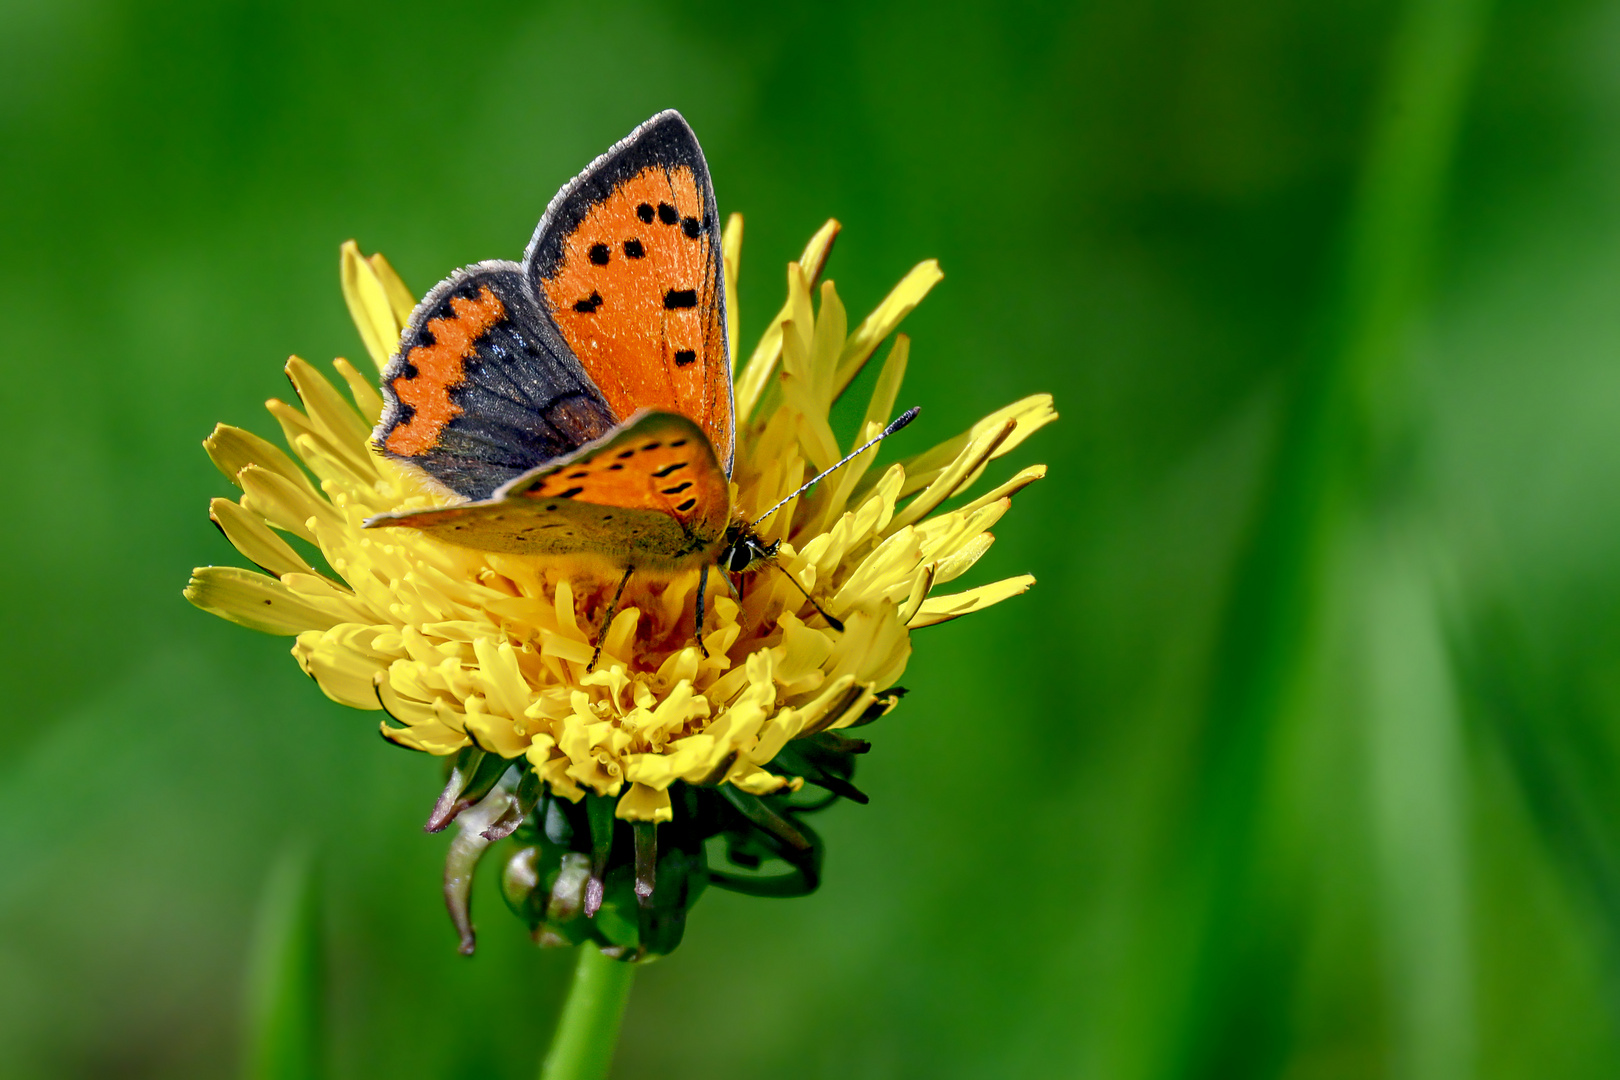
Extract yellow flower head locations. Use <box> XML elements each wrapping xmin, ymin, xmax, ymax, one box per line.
<box><xmin>186</xmin><ymin>217</ymin><xmax>1053</xmax><ymax>954</ymax></box>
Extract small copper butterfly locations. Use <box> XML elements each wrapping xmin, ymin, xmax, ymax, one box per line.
<box><xmin>363</xmin><ymin>110</ymin><xmax>914</xmax><ymax>664</ymax></box>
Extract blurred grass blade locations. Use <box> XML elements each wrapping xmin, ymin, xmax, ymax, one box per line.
<box><xmin>1362</xmin><ymin>531</ymin><xmax>1474</xmax><ymax>1079</ymax></box>
<box><xmin>1160</xmin><ymin>0</ymin><xmax>1492</xmax><ymax>1075</ymax></box>
<box><xmin>243</xmin><ymin>844</ymin><xmax>324</xmax><ymax>1080</ymax></box>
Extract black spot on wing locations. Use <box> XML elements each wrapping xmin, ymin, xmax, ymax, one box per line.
<box><xmin>661</xmin><ymin>481</ymin><xmax>693</xmax><ymax>495</ymax></box>
<box><xmin>657</xmin><ymin>202</ymin><xmax>679</xmax><ymax>225</ymax></box>
<box><xmin>557</xmin><ymin>487</ymin><xmax>585</xmax><ymax>498</ymax></box>
<box><xmin>674</xmin><ymin>349</ymin><xmax>696</xmax><ymax>366</ymax></box>
<box><xmin>623</xmin><ymin>238</ymin><xmax>645</xmax><ymax>259</ymax></box>
<box><xmin>651</xmin><ymin>461</ymin><xmax>687</xmax><ymax>478</ymax></box>
<box><xmin>663</xmin><ymin>290</ymin><xmax>697</xmax><ymax>310</ymax></box>
<box><xmin>636</xmin><ymin>203</ymin><xmax>655</xmax><ymax>223</ymax></box>
<box><xmin>675</xmin><ymin>498</ymin><xmax>698</xmax><ymax>513</ymax></box>
<box><xmin>574</xmin><ymin>292</ymin><xmax>603</xmax><ymax>313</ymax></box>
<box><xmin>589</xmin><ymin>243</ymin><xmax>610</xmax><ymax>265</ymax></box>
<box><xmin>681</xmin><ymin>216</ymin><xmax>701</xmax><ymax>239</ymax></box>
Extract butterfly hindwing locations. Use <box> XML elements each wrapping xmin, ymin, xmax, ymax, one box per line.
<box><xmin>522</xmin><ymin>110</ymin><xmax>734</xmax><ymax>475</ymax></box>
<box><xmin>365</xmin><ymin>411</ymin><xmax>730</xmax><ymax>568</ymax></box>
<box><xmin>373</xmin><ymin>261</ymin><xmax>618</xmax><ymax>499</ymax></box>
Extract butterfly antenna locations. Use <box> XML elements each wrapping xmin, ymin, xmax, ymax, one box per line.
<box><xmin>769</xmin><ymin>562</ymin><xmax>845</xmax><ymax>633</ymax></box>
<box><xmin>749</xmin><ymin>407</ymin><xmax>921</xmax><ymax>530</ymax></box>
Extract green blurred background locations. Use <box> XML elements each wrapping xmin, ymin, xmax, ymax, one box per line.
<box><xmin>4</xmin><ymin>0</ymin><xmax>1619</xmax><ymax>1076</ymax></box>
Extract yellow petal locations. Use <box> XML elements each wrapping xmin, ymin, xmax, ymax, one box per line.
<box><xmin>209</xmin><ymin>497</ymin><xmax>312</xmax><ymax>578</ymax></box>
<box><xmin>380</xmin><ymin>719</ymin><xmax>468</xmax><ymax>755</ymax></box>
<box><xmin>897</xmin><ymin>563</ymin><xmax>937</xmax><ymax>625</ymax></box>
<box><xmin>727</xmin><ymin>764</ymin><xmax>795</xmax><ymax>796</ymax></box>
<box><xmin>734</xmin><ymin>219</ymin><xmax>841</xmax><ymax>419</ymax></box>
<box><xmin>909</xmin><ymin>575</ymin><xmax>1035</xmax><ymax>628</ymax></box>
<box><xmin>473</xmin><ymin>637</ymin><xmax>533</xmax><ymax>721</ymax></box>
<box><xmin>722</xmin><ymin>212</ymin><xmax>743</xmax><ymax>364</ymax></box>
<box><xmin>952</xmin><ymin>464</ymin><xmax>1047</xmax><ymax>519</ymax></box>
<box><xmin>615</xmin><ymin>783</ymin><xmax>673</xmax><ymax>822</ymax></box>
<box><xmin>203</xmin><ymin>423</ymin><xmax>307</xmax><ymax>490</ymax></box>
<box><xmin>463</xmin><ymin>697</ymin><xmax>532</xmax><ymax>758</ymax></box>
<box><xmin>804</xmin><ymin>335</ymin><xmax>911</xmax><ymax>534</ymax></box>
<box><xmin>889</xmin><ymin>394</ymin><xmax>1058</xmax><ymax>501</ymax></box>
<box><xmin>285</xmin><ymin>355</ymin><xmax>373</xmax><ymax>449</ymax></box>
<box><xmin>340</xmin><ymin>240</ymin><xmax>404</xmax><ymax>372</ymax></box>
<box><xmin>376</xmin><ymin>669</ymin><xmax>439</xmax><ymax>724</ymax></box>
<box><xmin>332</xmin><ymin>357</ymin><xmax>386</xmax><ymax>425</ymax></box>
<box><xmin>807</xmin><ymin>279</ymin><xmax>847</xmax><ymax>406</ymax></box>
<box><xmin>281</xmin><ymin>572</ymin><xmax>375</xmax><ymax>625</ymax></box>
<box><xmin>832</xmin><ymin>260</ymin><xmax>942</xmax><ymax>398</ymax></box>
<box><xmin>886</xmin><ymin>419</ymin><xmax>1016</xmax><ymax>534</ymax></box>
<box><xmin>184</xmin><ymin>566</ymin><xmax>344</xmax><ymax>635</ymax></box>
<box><xmin>267</xmin><ymin>395</ymin><xmax>373</xmax><ymax>483</ymax></box>
<box><xmin>797</xmin><ymin>218</ymin><xmax>841</xmax><ymax>285</ymax></box>
<box><xmin>931</xmin><ymin>531</ymin><xmax>995</xmax><ymax>584</ymax></box>
<box><xmin>238</xmin><ymin>464</ymin><xmax>325</xmax><ymax>543</ymax></box>
<box><xmin>368</xmin><ymin>251</ymin><xmax>416</xmax><ymax>327</ymax></box>
<box><xmin>295</xmin><ymin>626</ymin><xmax>385</xmax><ymax>709</ymax></box>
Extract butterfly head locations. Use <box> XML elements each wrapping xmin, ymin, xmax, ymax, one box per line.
<box><xmin>720</xmin><ymin>523</ymin><xmax>779</xmax><ymax>575</ymax></box>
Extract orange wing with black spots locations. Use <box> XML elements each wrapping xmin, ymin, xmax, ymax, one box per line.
<box><xmin>523</xmin><ymin>111</ymin><xmax>733</xmax><ymax>474</ymax></box>
<box><xmin>364</xmin><ymin>412</ymin><xmax>731</xmax><ymax>570</ymax></box>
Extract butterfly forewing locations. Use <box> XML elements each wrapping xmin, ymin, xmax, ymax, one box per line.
<box><xmin>523</xmin><ymin>111</ymin><xmax>734</xmax><ymax>475</ymax></box>
<box><xmin>366</xmin><ymin>412</ymin><xmax>730</xmax><ymax>568</ymax></box>
<box><xmin>372</xmin><ymin>262</ymin><xmax>617</xmax><ymax>499</ymax></box>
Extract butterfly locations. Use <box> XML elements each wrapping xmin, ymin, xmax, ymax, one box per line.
<box><xmin>363</xmin><ymin>110</ymin><xmax>913</xmax><ymax>665</ymax></box>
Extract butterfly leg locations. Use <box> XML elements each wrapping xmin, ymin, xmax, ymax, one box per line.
<box><xmin>588</xmin><ymin>567</ymin><xmax>635</xmax><ymax>672</ymax></box>
<box><xmin>693</xmin><ymin>563</ymin><xmax>711</xmax><ymax>659</ymax></box>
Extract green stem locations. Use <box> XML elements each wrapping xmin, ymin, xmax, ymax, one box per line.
<box><xmin>539</xmin><ymin>945</ymin><xmax>636</xmax><ymax>1080</ymax></box>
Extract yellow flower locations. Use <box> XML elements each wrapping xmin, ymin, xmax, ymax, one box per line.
<box><xmin>185</xmin><ymin>217</ymin><xmax>1054</xmax><ymax>829</ymax></box>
